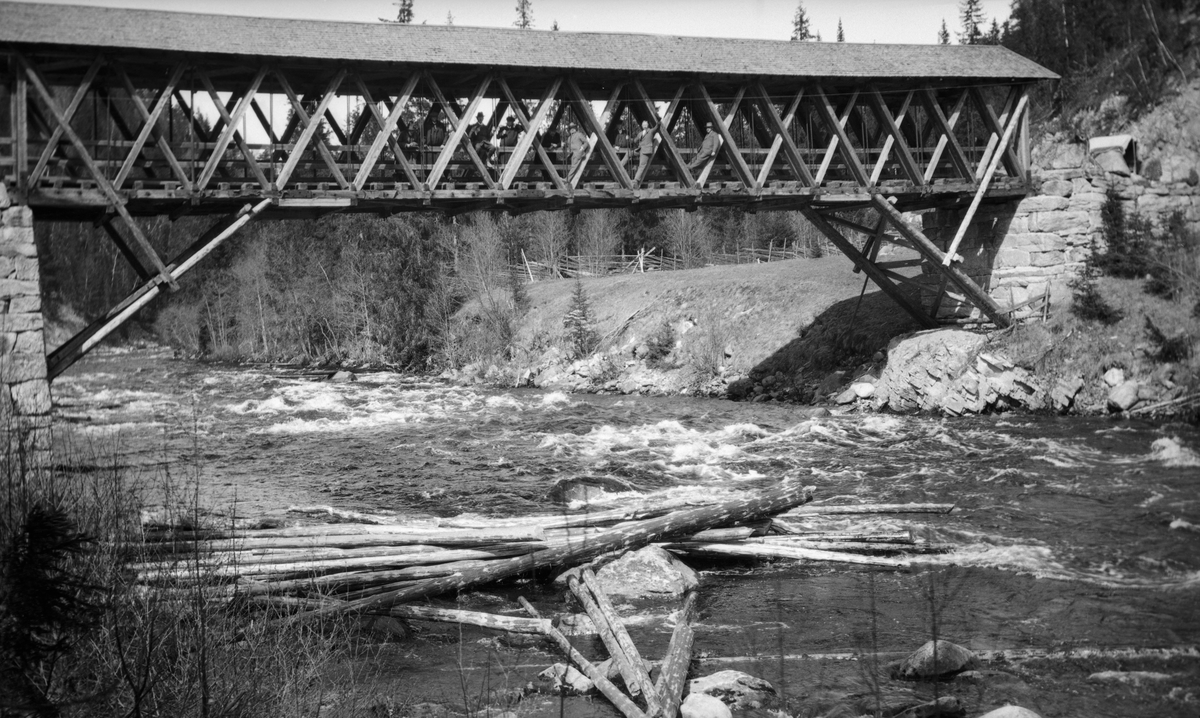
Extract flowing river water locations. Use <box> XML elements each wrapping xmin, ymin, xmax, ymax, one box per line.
<box><xmin>51</xmin><ymin>347</ymin><xmax>1200</xmax><ymax>717</ymax></box>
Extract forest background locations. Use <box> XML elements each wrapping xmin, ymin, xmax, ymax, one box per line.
<box><xmin>34</xmin><ymin>0</ymin><xmax>1200</xmax><ymax>372</ymax></box>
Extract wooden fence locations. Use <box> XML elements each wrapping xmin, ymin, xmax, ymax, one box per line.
<box><xmin>512</xmin><ymin>245</ymin><xmax>816</xmax><ymax>281</ymax></box>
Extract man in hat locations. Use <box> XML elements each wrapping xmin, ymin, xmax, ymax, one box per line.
<box><xmin>688</xmin><ymin>121</ymin><xmax>721</xmax><ymax>172</ymax></box>
<box><xmin>566</xmin><ymin>121</ymin><xmax>590</xmax><ymax>183</ymax></box>
<box><xmin>466</xmin><ymin>111</ymin><xmax>495</xmax><ymax>169</ymax></box>
<box><xmin>497</xmin><ymin>115</ymin><xmax>522</xmax><ymax>148</ymax></box>
<box><xmin>634</xmin><ymin>120</ymin><xmax>657</xmax><ymax>184</ymax></box>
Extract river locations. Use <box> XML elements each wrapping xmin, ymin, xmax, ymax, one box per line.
<box><xmin>51</xmin><ymin>347</ymin><xmax>1200</xmax><ymax>718</ymax></box>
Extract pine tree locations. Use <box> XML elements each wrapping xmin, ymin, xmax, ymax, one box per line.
<box><xmin>551</xmin><ymin>19</ymin><xmax>559</xmax><ymax>31</ymax></box>
<box><xmin>958</xmin><ymin>0</ymin><xmax>984</xmax><ymax>44</ymax></box>
<box><xmin>790</xmin><ymin>1</ymin><xmax>813</xmax><ymax>41</ymax></box>
<box><xmin>836</xmin><ymin>18</ymin><xmax>844</xmax><ymax>42</ymax></box>
<box><xmin>514</xmin><ymin>0</ymin><xmax>534</xmax><ymax>29</ymax></box>
<box><xmin>380</xmin><ymin>0</ymin><xmax>413</xmax><ymax>23</ymax></box>
<box><xmin>986</xmin><ymin>18</ymin><xmax>1002</xmax><ymax>44</ymax></box>
<box><xmin>445</xmin><ymin>10</ymin><xmax>454</xmax><ymax>24</ymax></box>
<box><xmin>938</xmin><ymin>19</ymin><xmax>950</xmax><ymax>44</ymax></box>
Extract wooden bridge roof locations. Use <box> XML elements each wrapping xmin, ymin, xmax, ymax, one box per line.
<box><xmin>0</xmin><ymin>1</ymin><xmax>1057</xmax><ymax>83</ymax></box>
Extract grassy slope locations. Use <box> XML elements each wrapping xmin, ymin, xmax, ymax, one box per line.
<box><xmin>506</xmin><ymin>253</ymin><xmax>924</xmax><ymax>396</ymax></box>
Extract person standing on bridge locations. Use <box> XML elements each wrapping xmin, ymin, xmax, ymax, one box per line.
<box><xmin>634</xmin><ymin>120</ymin><xmax>656</xmax><ymax>184</ymax></box>
<box><xmin>688</xmin><ymin>121</ymin><xmax>721</xmax><ymax>172</ymax></box>
<box><xmin>466</xmin><ymin>111</ymin><xmax>496</xmax><ymax>170</ymax></box>
<box><xmin>567</xmin><ymin>122</ymin><xmax>590</xmax><ymax>184</ymax></box>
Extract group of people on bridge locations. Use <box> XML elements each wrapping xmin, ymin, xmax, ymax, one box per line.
<box><xmin>381</xmin><ymin>109</ymin><xmax>725</xmax><ymax>185</ymax></box>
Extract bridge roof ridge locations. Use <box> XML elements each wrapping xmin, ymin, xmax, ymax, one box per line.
<box><xmin>0</xmin><ymin>0</ymin><xmax>1058</xmax><ymax>82</ymax></box>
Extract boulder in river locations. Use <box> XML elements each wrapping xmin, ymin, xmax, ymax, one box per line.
<box><xmin>680</xmin><ymin>693</ymin><xmax>733</xmax><ymax>718</ymax></box>
<box><xmin>545</xmin><ymin>475</ymin><xmax>637</xmax><ymax>504</ymax></box>
<box><xmin>687</xmin><ymin>670</ymin><xmax>778</xmax><ymax>710</ymax></box>
<box><xmin>890</xmin><ymin>639</ymin><xmax>979</xmax><ymax>681</ymax></box>
<box><xmin>557</xmin><ymin>545</ymin><xmax>699</xmax><ymax>599</ymax></box>
<box><xmin>893</xmin><ymin>696</ymin><xmax>965</xmax><ymax>718</ymax></box>
<box><xmin>1107</xmin><ymin>379</ymin><xmax>1141</xmax><ymax>412</ymax></box>
<box><xmin>537</xmin><ymin>663</ymin><xmax>594</xmax><ymax>695</ymax></box>
<box><xmin>330</xmin><ymin>370</ymin><xmax>356</xmax><ymax>383</ymax></box>
<box><xmin>976</xmin><ymin>707</ymin><xmax>1042</xmax><ymax>718</ymax></box>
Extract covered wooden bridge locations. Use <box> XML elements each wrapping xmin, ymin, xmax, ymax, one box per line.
<box><xmin>0</xmin><ymin>1</ymin><xmax>1057</xmax><ymax>379</ymax></box>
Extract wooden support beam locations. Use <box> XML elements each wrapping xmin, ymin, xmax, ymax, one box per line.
<box><xmin>497</xmin><ymin>77</ymin><xmax>563</xmax><ymax>190</ymax></box>
<box><xmin>866</xmin><ymin>90</ymin><xmax>922</xmax><ymax>186</ymax></box>
<box><xmin>196</xmin><ymin>67</ymin><xmax>270</xmax><ymax>191</ymax></box>
<box><xmin>971</xmin><ymin>85</ymin><xmax>1023</xmax><ymax>180</ymax></box>
<box><xmin>869</xmin><ymin>194</ymin><xmax>1010</xmax><ymax>328</ymax></box>
<box><xmin>351</xmin><ymin>73</ymin><xmax>421</xmax><ymax>191</ymax></box>
<box><xmin>113</xmin><ymin>63</ymin><xmax>188</xmax><ymax>190</ymax></box>
<box><xmin>12</xmin><ymin>58</ymin><xmax>29</xmax><ymax>200</ymax></box>
<box><xmin>696</xmin><ymin>82</ymin><xmax>756</xmax><ymax>189</ymax></box>
<box><xmin>941</xmin><ymin>91</ymin><xmax>1028</xmax><ymax>265</ymax></box>
<box><xmin>813</xmin><ymin>88</ymin><xmax>869</xmax><ymax>186</ymax></box>
<box><xmin>28</xmin><ymin>55</ymin><xmax>102</xmax><ymax>186</ymax></box>
<box><xmin>99</xmin><ymin>218</ymin><xmax>152</xmax><ymax>282</ymax></box>
<box><xmin>800</xmin><ymin>206</ymin><xmax>938</xmax><ymax>329</ymax></box>
<box><xmin>753</xmin><ymin>85</ymin><xmax>813</xmax><ymax>188</ymax></box>
<box><xmin>275</xmin><ymin>69</ymin><xmax>348</xmax><ymax>190</ymax></box>
<box><xmin>920</xmin><ymin>88</ymin><xmax>972</xmax><ymax>182</ymax></box>
<box><xmin>424</xmin><ymin>73</ymin><xmax>493</xmax><ymax>188</ymax></box>
<box><xmin>566</xmin><ymin>78</ymin><xmax>634</xmax><ymax>190</ymax></box>
<box><xmin>47</xmin><ymin>200</ymin><xmax>272</xmax><ymax>380</ymax></box>
<box><xmin>630</xmin><ymin>79</ymin><xmax>693</xmax><ymax>187</ymax></box>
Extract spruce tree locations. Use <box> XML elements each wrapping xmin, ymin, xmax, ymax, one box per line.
<box><xmin>514</xmin><ymin>0</ymin><xmax>534</xmax><ymax>29</ymax></box>
<box><xmin>938</xmin><ymin>19</ymin><xmax>950</xmax><ymax>44</ymax></box>
<box><xmin>958</xmin><ymin>0</ymin><xmax>984</xmax><ymax>44</ymax></box>
<box><xmin>791</xmin><ymin>2</ymin><xmax>813</xmax><ymax>41</ymax></box>
<box><xmin>836</xmin><ymin>18</ymin><xmax>844</xmax><ymax>42</ymax></box>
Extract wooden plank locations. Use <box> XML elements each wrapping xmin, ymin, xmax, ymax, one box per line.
<box><xmin>753</xmin><ymin>84</ymin><xmax>813</xmax><ymax>188</ymax></box>
<box><xmin>196</xmin><ymin>67</ymin><xmax>269</xmax><ymax>191</ymax></box>
<box><xmin>630</xmin><ymin>79</ymin><xmax>693</xmax><ymax>186</ymax></box>
<box><xmin>566</xmin><ymin>78</ymin><xmax>634</xmax><ymax>190</ymax></box>
<box><xmin>113</xmin><ymin>63</ymin><xmax>188</xmax><ymax>190</ymax></box>
<box><xmin>942</xmin><ymin>91</ymin><xmax>1028</xmax><ymax>265</ymax></box>
<box><xmin>813</xmin><ymin>87</ymin><xmax>870</xmax><ymax>186</ymax></box>
<box><xmin>866</xmin><ymin>90</ymin><xmax>921</xmax><ymax>186</ymax></box>
<box><xmin>497</xmin><ymin>77</ymin><xmax>563</xmax><ymax>189</ymax></box>
<box><xmin>292</xmin><ymin>482</ymin><xmax>813</xmax><ymax>618</ymax></box>
<box><xmin>99</xmin><ymin>218</ymin><xmax>152</xmax><ymax>282</ymax></box>
<box><xmin>424</xmin><ymin>73</ymin><xmax>492</xmax><ymax>189</ymax></box>
<box><xmin>696</xmin><ymin>82</ymin><xmax>756</xmax><ymax>189</ymax></box>
<box><xmin>351</xmin><ymin>73</ymin><xmax>421</xmax><ymax>191</ymax></box>
<box><xmin>274</xmin><ymin>69</ymin><xmax>348</xmax><ymax>190</ymax></box>
<box><xmin>800</xmin><ymin>206</ymin><xmax>938</xmax><ymax>329</ymax></box>
<box><xmin>970</xmin><ymin>85</ymin><xmax>1022</xmax><ymax>180</ymax></box>
<box><xmin>13</xmin><ymin>62</ymin><xmax>28</xmax><ymax>199</ymax></box>
<box><xmin>920</xmin><ymin>88</ymin><xmax>972</xmax><ymax>182</ymax></box>
<box><xmin>28</xmin><ymin>55</ymin><xmax>102</xmax><ymax>186</ymax></box>
<box><xmin>870</xmin><ymin>194</ymin><xmax>1010</xmax><ymax>328</ymax></box>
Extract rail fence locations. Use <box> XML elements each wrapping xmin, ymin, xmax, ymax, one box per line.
<box><xmin>512</xmin><ymin>244</ymin><xmax>821</xmax><ymax>281</ymax></box>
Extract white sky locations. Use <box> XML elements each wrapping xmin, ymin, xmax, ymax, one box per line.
<box><xmin>29</xmin><ymin>0</ymin><xmax>1013</xmax><ymax>44</ymax></box>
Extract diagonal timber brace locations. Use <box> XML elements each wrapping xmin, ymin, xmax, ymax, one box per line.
<box><xmin>46</xmin><ymin>200</ymin><xmax>274</xmax><ymax>380</ymax></box>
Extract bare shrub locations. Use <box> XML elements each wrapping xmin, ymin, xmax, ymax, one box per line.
<box><xmin>661</xmin><ymin>210</ymin><xmax>713</xmax><ymax>268</ymax></box>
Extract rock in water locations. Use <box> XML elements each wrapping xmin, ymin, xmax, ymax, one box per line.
<box><xmin>894</xmin><ymin>696</ymin><xmax>965</xmax><ymax>718</ymax></box>
<box><xmin>537</xmin><ymin>663</ymin><xmax>594</xmax><ymax>695</ymax></box>
<box><xmin>545</xmin><ymin>475</ymin><xmax>636</xmax><ymax>504</ymax></box>
<box><xmin>1107</xmin><ymin>380</ymin><xmax>1141</xmax><ymax>412</ymax></box>
<box><xmin>330</xmin><ymin>370</ymin><xmax>356</xmax><ymax>383</ymax></box>
<box><xmin>687</xmin><ymin>670</ymin><xmax>777</xmax><ymax>710</ymax></box>
<box><xmin>977</xmin><ymin>707</ymin><xmax>1042</xmax><ymax>718</ymax></box>
<box><xmin>891</xmin><ymin>640</ymin><xmax>979</xmax><ymax>680</ymax></box>
<box><xmin>680</xmin><ymin>693</ymin><xmax>732</xmax><ymax>718</ymax></box>
<box><xmin>558</xmin><ymin>545</ymin><xmax>699</xmax><ymax>599</ymax></box>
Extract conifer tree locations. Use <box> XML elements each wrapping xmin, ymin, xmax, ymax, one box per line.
<box><xmin>836</xmin><ymin>18</ymin><xmax>844</xmax><ymax>42</ymax></box>
<box><xmin>791</xmin><ymin>1</ymin><xmax>813</xmax><ymax>41</ymax></box>
<box><xmin>514</xmin><ymin>0</ymin><xmax>534</xmax><ymax>29</ymax></box>
<box><xmin>958</xmin><ymin>0</ymin><xmax>984</xmax><ymax>44</ymax></box>
<box><xmin>380</xmin><ymin>0</ymin><xmax>414</xmax><ymax>23</ymax></box>
<box><xmin>445</xmin><ymin>10</ymin><xmax>454</xmax><ymax>24</ymax></box>
<box><xmin>551</xmin><ymin>19</ymin><xmax>559</xmax><ymax>30</ymax></box>
<box><xmin>938</xmin><ymin>19</ymin><xmax>950</xmax><ymax>44</ymax></box>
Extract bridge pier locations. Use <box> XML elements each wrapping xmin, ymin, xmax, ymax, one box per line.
<box><xmin>0</xmin><ymin>202</ymin><xmax>51</xmax><ymax>467</ymax></box>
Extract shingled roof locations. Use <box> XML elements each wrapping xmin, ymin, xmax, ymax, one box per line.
<box><xmin>0</xmin><ymin>1</ymin><xmax>1058</xmax><ymax>82</ymax></box>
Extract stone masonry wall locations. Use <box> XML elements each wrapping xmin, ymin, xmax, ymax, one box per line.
<box><xmin>917</xmin><ymin>149</ymin><xmax>1200</xmax><ymax>322</ymax></box>
<box><xmin>0</xmin><ymin>202</ymin><xmax>52</xmax><ymax>464</ymax></box>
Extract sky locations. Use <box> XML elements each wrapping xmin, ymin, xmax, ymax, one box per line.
<box><xmin>28</xmin><ymin>0</ymin><xmax>1015</xmax><ymax>45</ymax></box>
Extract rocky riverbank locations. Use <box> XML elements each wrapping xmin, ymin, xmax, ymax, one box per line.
<box><xmin>444</xmin><ymin>257</ymin><xmax>1197</xmax><ymax>420</ymax></box>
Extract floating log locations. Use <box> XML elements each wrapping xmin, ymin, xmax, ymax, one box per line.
<box><xmin>519</xmin><ymin>595</ymin><xmax>648</xmax><ymax>718</ymax></box>
<box><xmin>767</xmin><ymin>523</ymin><xmax>916</xmax><ymax>542</ymax></box>
<box><xmin>140</xmin><ymin>523</ymin><xmax>544</xmax><ymax>546</ymax></box>
<box><xmin>663</xmin><ymin>541</ymin><xmax>911</xmax><ymax>568</ymax></box>
<box><xmin>686</xmin><ymin>526</ymin><xmax>758</xmax><ymax>542</ymax></box>
<box><xmin>654</xmin><ymin>590</ymin><xmax>698</xmax><ymax>717</ymax></box>
<box><xmin>250</xmin><ymin>595</ymin><xmax>549</xmax><ymax>634</ymax></box>
<box><xmin>779</xmin><ymin>502</ymin><xmax>955</xmax><ymax>517</ymax></box>
<box><xmin>568</xmin><ymin>569</ymin><xmax>658</xmax><ymax>708</ymax></box>
<box><xmin>292</xmin><ymin>482</ymin><xmax>814</xmax><ymax>619</ymax></box>
<box><xmin>738</xmin><ymin>537</ymin><xmax>952</xmax><ymax>554</ymax></box>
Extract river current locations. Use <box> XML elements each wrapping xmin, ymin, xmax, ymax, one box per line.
<box><xmin>52</xmin><ymin>347</ymin><xmax>1200</xmax><ymax>717</ymax></box>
